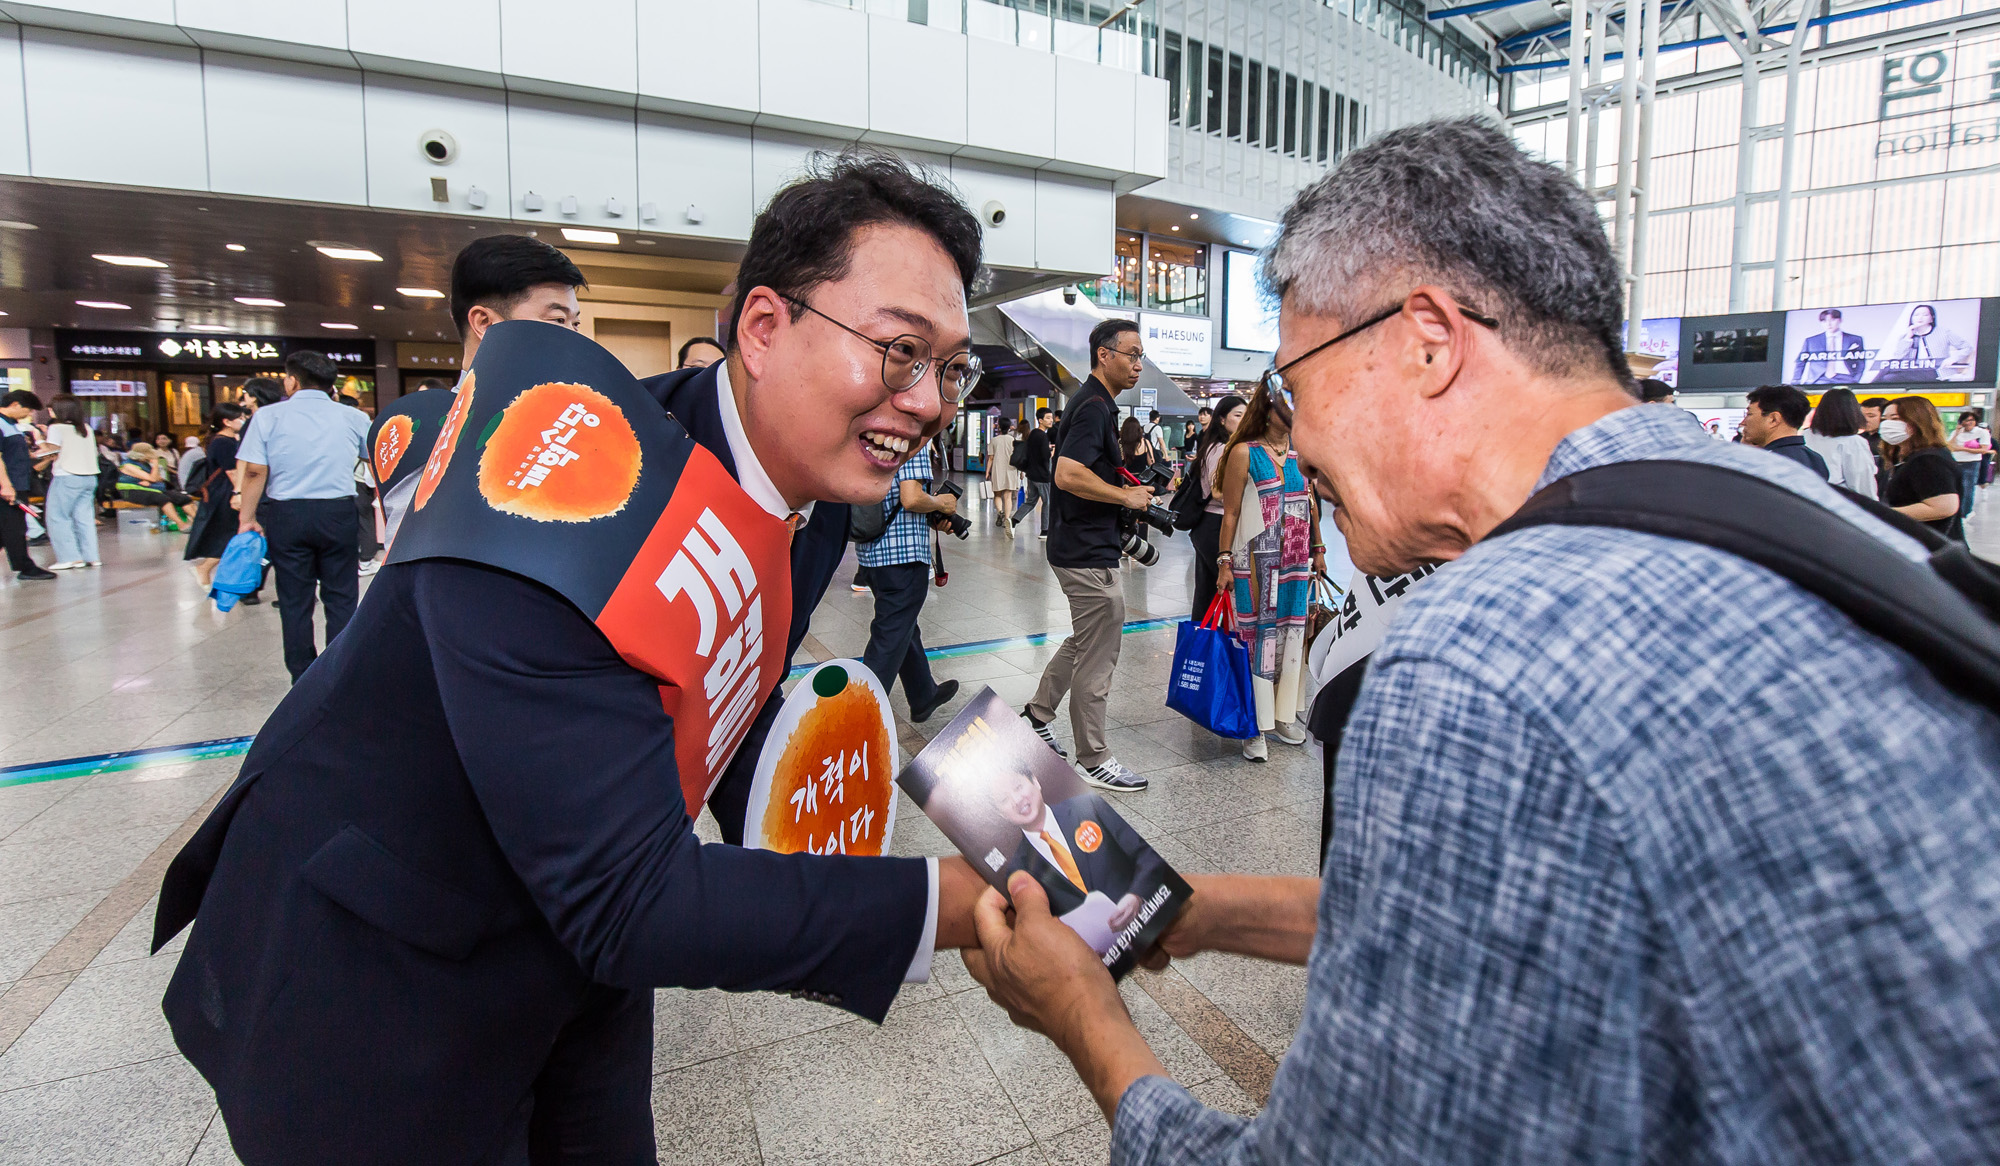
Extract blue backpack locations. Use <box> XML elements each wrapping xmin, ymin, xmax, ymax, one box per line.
<box><xmin>210</xmin><ymin>531</ymin><xmax>266</xmax><ymax>612</ymax></box>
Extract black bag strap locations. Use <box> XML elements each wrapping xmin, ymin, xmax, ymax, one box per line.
<box><xmin>1489</xmin><ymin>460</ymin><xmax>2000</xmax><ymax>710</ymax></box>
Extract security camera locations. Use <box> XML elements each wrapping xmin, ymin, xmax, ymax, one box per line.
<box><xmin>419</xmin><ymin>130</ymin><xmax>458</xmax><ymax>165</ymax></box>
<box><xmin>1062</xmin><ymin>285</ymin><xmax>1077</xmax><ymax>306</ymax></box>
<box><xmin>982</xmin><ymin>200</ymin><xmax>1007</xmax><ymax>228</ymax></box>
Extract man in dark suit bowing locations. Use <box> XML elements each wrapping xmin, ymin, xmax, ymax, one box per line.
<box><xmin>154</xmin><ymin>151</ymin><xmax>990</xmax><ymax>1166</ymax></box>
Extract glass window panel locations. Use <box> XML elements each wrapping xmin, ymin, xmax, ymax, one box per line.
<box><xmin>1687</xmin><ymin>206</ymin><xmax>1735</xmax><ymax>268</ymax></box>
<box><xmin>1651</xmin><ymin>150</ymin><xmax>1694</xmax><ymax>209</ymax></box>
<box><xmin>1803</xmin><ymin>189</ymin><xmax>1874</xmax><ymax>258</ymax></box>
<box><xmin>1942</xmin><ymin>173</ymin><xmax>2000</xmax><ymax>245</ymax></box>
<box><xmin>1872</xmin><ymin>179</ymin><xmax>1946</xmax><ymax>252</ymax></box>
<box><xmin>1246</xmin><ymin>61</ymin><xmax>1262</xmax><ymax>145</ymax></box>
<box><xmin>1694</xmin><ymin>84</ymin><xmax>1742</xmax><ymax>150</ymax></box>
<box><xmin>1644</xmin><ymin>211</ymin><xmax>1691</xmax><ymax>274</ymax></box>
<box><xmin>1939</xmin><ymin>241</ymin><xmax>2000</xmax><ymax>299</ymax></box>
<box><xmin>1207</xmin><ymin>45</ymin><xmax>1224</xmax><ymax>134</ymax></box>
<box><xmin>1684</xmin><ymin>267</ymin><xmax>1731</xmax><ymax>316</ymax></box>
<box><xmin>1689</xmin><ymin>146</ymin><xmax>1734</xmax><ymax>205</ymax></box>
<box><xmin>1865</xmin><ymin>247</ymin><xmax>1941</xmax><ymax>304</ymax></box>
<box><xmin>1652</xmin><ymin>92</ymin><xmax>1698</xmax><ymax>156</ymax></box>
<box><xmin>1228</xmin><ymin>53</ymin><xmax>1244</xmax><ymax>139</ymax></box>
<box><xmin>1797</xmin><ymin>255</ymin><xmax>1870</xmax><ymax>308</ymax></box>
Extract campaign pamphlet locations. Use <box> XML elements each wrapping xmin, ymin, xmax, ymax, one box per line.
<box><xmin>743</xmin><ymin>659</ymin><xmax>899</xmax><ymax>856</ymax></box>
<box><xmin>896</xmin><ymin>686</ymin><xmax>1191</xmax><ymax>978</ymax></box>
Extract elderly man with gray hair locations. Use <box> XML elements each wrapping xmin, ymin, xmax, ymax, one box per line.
<box><xmin>964</xmin><ymin>118</ymin><xmax>2000</xmax><ymax>1163</ymax></box>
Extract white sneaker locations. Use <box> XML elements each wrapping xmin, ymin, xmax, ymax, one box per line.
<box><xmin>357</xmin><ymin>560</ymin><xmax>381</xmax><ymax>577</ymax></box>
<box><xmin>49</xmin><ymin>561</ymin><xmax>84</xmax><ymax>570</ymax></box>
<box><xmin>1272</xmin><ymin>721</ymin><xmax>1307</xmax><ymax>746</ymax></box>
<box><xmin>1080</xmin><ymin>757</ymin><xmax>1147</xmax><ymax>792</ymax></box>
<box><xmin>1241</xmin><ymin>735</ymin><xmax>1269</xmax><ymax>762</ymax></box>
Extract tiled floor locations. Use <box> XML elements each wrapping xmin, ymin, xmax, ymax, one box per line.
<box><xmin>0</xmin><ymin>496</ymin><xmax>1323</xmax><ymax>1165</ymax></box>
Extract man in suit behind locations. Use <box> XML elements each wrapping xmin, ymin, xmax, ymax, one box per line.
<box><xmin>1792</xmin><ymin>307</ymin><xmax>1866</xmax><ymax>384</ymax></box>
<box><xmin>991</xmin><ymin>765</ymin><xmax>1164</xmax><ymax>934</ymax></box>
<box><xmin>154</xmin><ymin>152</ymin><xmax>990</xmax><ymax>1165</ymax></box>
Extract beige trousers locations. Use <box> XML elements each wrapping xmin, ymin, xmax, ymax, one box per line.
<box><xmin>1027</xmin><ymin>566</ymin><xmax>1124</xmax><ymax>769</ymax></box>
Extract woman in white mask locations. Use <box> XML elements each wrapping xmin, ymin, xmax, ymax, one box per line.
<box><xmin>1879</xmin><ymin>396</ymin><xmax>1963</xmax><ymax>540</ymax></box>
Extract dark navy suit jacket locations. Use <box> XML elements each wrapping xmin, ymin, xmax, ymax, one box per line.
<box><xmin>152</xmin><ymin>364</ymin><xmax>909</xmax><ymax>1162</ymax></box>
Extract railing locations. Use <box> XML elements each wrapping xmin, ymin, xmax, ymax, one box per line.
<box><xmin>808</xmin><ymin>0</ymin><xmax>1161</xmax><ymax>75</ymax></box>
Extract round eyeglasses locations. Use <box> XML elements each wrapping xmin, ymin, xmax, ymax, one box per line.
<box><xmin>788</xmin><ymin>297</ymin><xmax>984</xmax><ymax>404</ymax></box>
<box><xmin>1260</xmin><ymin>301</ymin><xmax>1498</xmax><ymax>410</ymax></box>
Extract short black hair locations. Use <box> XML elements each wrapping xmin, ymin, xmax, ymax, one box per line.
<box><xmin>1035</xmin><ymin>406</ymin><xmax>1054</xmax><ymax>421</ymax></box>
<box><xmin>1747</xmin><ymin>384</ymin><xmax>1810</xmax><ymax>429</ymax></box>
<box><xmin>1861</xmin><ymin>397</ymin><xmax>1889</xmax><ymax>410</ymax></box>
<box><xmin>1965</xmin><ymin>406</ymin><xmax>1985</xmax><ymax>424</ymax></box>
<box><xmin>1636</xmin><ymin>377</ymin><xmax>1675</xmax><ymax>402</ymax></box>
<box><xmin>450</xmin><ymin>234</ymin><xmax>587</xmax><ymax>338</ymax></box>
<box><xmin>726</xmin><ymin>149</ymin><xmax>981</xmax><ymax>349</ymax></box>
<box><xmin>284</xmin><ymin>351</ymin><xmax>338</xmax><ymax>392</ymax></box>
<box><xmin>1088</xmin><ymin>319</ymin><xmax>1138</xmax><ymax>369</ymax></box>
<box><xmin>677</xmin><ymin>336</ymin><xmax>723</xmax><ymax>367</ymax></box>
<box><xmin>242</xmin><ymin>377</ymin><xmax>285</xmax><ymax>406</ymax></box>
<box><xmin>1809</xmin><ymin>387</ymin><xmax>1865</xmax><ymax>438</ymax></box>
<box><xmin>0</xmin><ymin>388</ymin><xmax>40</xmax><ymax>410</ymax></box>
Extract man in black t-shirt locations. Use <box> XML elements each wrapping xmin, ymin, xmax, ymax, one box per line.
<box><xmin>1011</xmin><ymin>406</ymin><xmax>1056</xmax><ymax>537</ymax></box>
<box><xmin>1022</xmin><ymin>320</ymin><xmax>1156</xmax><ymax>792</ymax></box>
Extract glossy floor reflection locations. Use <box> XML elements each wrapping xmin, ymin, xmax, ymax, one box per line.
<box><xmin>0</xmin><ymin>496</ymin><xmax>1320</xmax><ymax>1165</ymax></box>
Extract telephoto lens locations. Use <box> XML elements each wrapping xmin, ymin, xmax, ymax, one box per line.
<box><xmin>1120</xmin><ymin>529</ymin><xmax>1160</xmax><ymax>566</ymax></box>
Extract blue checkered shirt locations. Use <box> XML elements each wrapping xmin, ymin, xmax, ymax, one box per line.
<box><xmin>856</xmin><ymin>449</ymin><xmax>934</xmax><ymax>568</ymax></box>
<box><xmin>1114</xmin><ymin>404</ymin><xmax>2000</xmax><ymax>1164</ymax></box>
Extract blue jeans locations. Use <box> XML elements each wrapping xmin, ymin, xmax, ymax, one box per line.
<box><xmin>1960</xmin><ymin>459</ymin><xmax>1980</xmax><ymax>520</ymax></box>
<box><xmin>44</xmin><ymin>473</ymin><xmax>99</xmax><ymax>564</ymax></box>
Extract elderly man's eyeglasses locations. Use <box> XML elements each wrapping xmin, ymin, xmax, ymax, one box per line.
<box><xmin>787</xmin><ymin>297</ymin><xmax>984</xmax><ymax>404</ymax></box>
<box><xmin>1101</xmin><ymin>345</ymin><xmax>1145</xmax><ymax>365</ymax></box>
<box><xmin>1260</xmin><ymin>302</ymin><xmax>1499</xmax><ymax>410</ymax></box>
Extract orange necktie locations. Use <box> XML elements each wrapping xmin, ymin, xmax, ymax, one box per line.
<box><xmin>1040</xmin><ymin>827</ymin><xmax>1087</xmax><ymax>892</ymax></box>
<box><xmin>784</xmin><ymin>512</ymin><xmax>808</xmax><ymax>544</ymax></box>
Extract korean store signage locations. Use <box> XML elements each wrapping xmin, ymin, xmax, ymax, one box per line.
<box><xmin>1139</xmin><ymin>312</ymin><xmax>1213</xmax><ymax>378</ymax></box>
<box><xmin>58</xmin><ymin>330</ymin><xmax>376</xmax><ymax>369</ymax></box>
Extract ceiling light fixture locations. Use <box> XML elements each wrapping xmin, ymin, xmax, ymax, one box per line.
<box><xmin>235</xmin><ymin>296</ymin><xmax>285</xmax><ymax>307</ymax></box>
<box><xmin>313</xmin><ymin>245</ymin><xmax>383</xmax><ymax>262</ymax></box>
<box><xmin>561</xmin><ymin>227</ymin><xmax>619</xmax><ymax>245</ymax></box>
<box><xmin>1189</xmin><ymin>213</ymin><xmax>1199</xmax><ymax>220</ymax></box>
<box><xmin>187</xmin><ymin>324</ymin><xmax>232</xmax><ymax>332</ymax></box>
<box><xmin>76</xmin><ymin>300</ymin><xmax>130</xmax><ymax>309</ymax></box>
<box><xmin>93</xmin><ymin>254</ymin><xmax>168</xmax><ymax>268</ymax></box>
<box><xmin>0</xmin><ymin>220</ymin><xmax>36</xmax><ymax>231</ymax></box>
<box><xmin>1169</xmin><ymin>225</ymin><xmax>1180</xmax><ymax>231</ymax></box>
<box><xmin>396</xmin><ymin>287</ymin><xmax>445</xmax><ymax>298</ymax></box>
<box><xmin>225</xmin><ymin>243</ymin><xmax>246</xmax><ymax>252</ymax></box>
<box><xmin>371</xmin><ymin>304</ymin><xmax>386</xmax><ymax>310</ymax></box>
<box><xmin>320</xmin><ymin>322</ymin><xmax>359</xmax><ymax>330</ymax></box>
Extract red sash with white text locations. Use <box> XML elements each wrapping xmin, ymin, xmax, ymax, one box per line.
<box><xmin>386</xmin><ymin>320</ymin><xmax>790</xmax><ymax>812</ymax></box>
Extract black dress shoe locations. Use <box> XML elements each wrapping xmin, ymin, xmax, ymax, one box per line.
<box><xmin>908</xmin><ymin>679</ymin><xmax>960</xmax><ymax>724</ymax></box>
<box><xmin>17</xmin><ymin>565</ymin><xmax>56</xmax><ymax>580</ymax></box>
<box><xmin>239</xmin><ymin>593</ymin><xmax>262</xmax><ymax>605</ymax></box>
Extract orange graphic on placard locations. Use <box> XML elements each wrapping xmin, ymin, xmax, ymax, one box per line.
<box><xmin>373</xmin><ymin>414</ymin><xmax>415</xmax><ymax>481</ymax></box>
<box><xmin>412</xmin><ymin>371</ymin><xmax>475</xmax><ymax>513</ymax></box>
<box><xmin>477</xmin><ymin>382</ymin><xmax>641</xmax><ymax>523</ymax></box>
<box><xmin>1074</xmin><ymin>820</ymin><xmax>1103</xmax><ymax>853</ymax></box>
<box><xmin>758</xmin><ymin>681</ymin><xmax>894</xmax><ymax>856</ymax></box>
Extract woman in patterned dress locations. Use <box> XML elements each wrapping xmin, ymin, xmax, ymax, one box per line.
<box><xmin>1214</xmin><ymin>387</ymin><xmax>1325</xmax><ymax>760</ymax></box>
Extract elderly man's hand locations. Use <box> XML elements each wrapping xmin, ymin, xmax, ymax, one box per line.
<box><xmin>964</xmin><ymin>871</ymin><xmax>1169</xmax><ymax>1124</ymax></box>
<box><xmin>964</xmin><ymin>872</ymin><xmax>1120</xmax><ymax>1044</ymax></box>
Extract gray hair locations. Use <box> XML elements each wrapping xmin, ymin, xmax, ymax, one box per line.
<box><xmin>1263</xmin><ymin>117</ymin><xmax>1629</xmax><ymax>385</ymax></box>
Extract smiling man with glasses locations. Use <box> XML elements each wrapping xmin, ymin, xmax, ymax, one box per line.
<box><xmin>964</xmin><ymin>118</ymin><xmax>2000</xmax><ymax>1165</ymax></box>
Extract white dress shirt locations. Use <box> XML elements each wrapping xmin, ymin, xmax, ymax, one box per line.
<box><xmin>712</xmin><ymin>360</ymin><xmax>936</xmax><ymax>983</ymax></box>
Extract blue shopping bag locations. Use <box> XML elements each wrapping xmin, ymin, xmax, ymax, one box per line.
<box><xmin>210</xmin><ymin>530</ymin><xmax>266</xmax><ymax>613</ymax></box>
<box><xmin>1166</xmin><ymin>597</ymin><xmax>1257</xmax><ymax>739</ymax></box>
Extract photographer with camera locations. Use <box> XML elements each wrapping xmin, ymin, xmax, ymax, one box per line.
<box><xmin>1021</xmin><ymin>319</ymin><xmax>1156</xmax><ymax>792</ymax></box>
<box><xmin>857</xmin><ymin>412</ymin><xmax>965</xmax><ymax>724</ymax></box>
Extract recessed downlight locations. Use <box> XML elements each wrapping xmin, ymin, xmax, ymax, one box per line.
<box><xmin>93</xmin><ymin>254</ymin><xmax>167</xmax><ymax>268</ymax></box>
<box><xmin>235</xmin><ymin>297</ymin><xmax>285</xmax><ymax>307</ymax></box>
<box><xmin>187</xmin><ymin>324</ymin><xmax>232</xmax><ymax>332</ymax></box>
<box><xmin>225</xmin><ymin>243</ymin><xmax>246</xmax><ymax>252</ymax></box>
<box><xmin>320</xmin><ymin>322</ymin><xmax>359</xmax><ymax>330</ymax></box>
<box><xmin>76</xmin><ymin>300</ymin><xmax>130</xmax><ymax>309</ymax></box>
<box><xmin>313</xmin><ymin>245</ymin><xmax>383</xmax><ymax>262</ymax></box>
<box><xmin>561</xmin><ymin>228</ymin><xmax>619</xmax><ymax>245</ymax></box>
<box><xmin>371</xmin><ymin>304</ymin><xmax>386</xmax><ymax>311</ymax></box>
<box><xmin>396</xmin><ymin>287</ymin><xmax>444</xmax><ymax>298</ymax></box>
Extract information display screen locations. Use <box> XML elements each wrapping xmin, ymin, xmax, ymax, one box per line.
<box><xmin>70</xmin><ymin>379</ymin><xmax>145</xmax><ymax>397</ymax></box>
<box><xmin>1625</xmin><ymin>317</ymin><xmax>1682</xmax><ymax>386</ymax></box>
<box><xmin>1221</xmin><ymin>250</ymin><xmax>1279</xmax><ymax>353</ymax></box>
<box><xmin>1782</xmin><ymin>299</ymin><xmax>1982</xmax><ymax>385</ymax></box>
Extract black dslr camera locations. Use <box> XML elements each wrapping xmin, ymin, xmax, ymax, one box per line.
<box><xmin>925</xmin><ymin>479</ymin><xmax>971</xmax><ymax>540</ymax></box>
<box><xmin>1114</xmin><ymin>467</ymin><xmax>1177</xmax><ymax>566</ymax></box>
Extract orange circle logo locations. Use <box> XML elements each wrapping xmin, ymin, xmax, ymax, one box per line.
<box><xmin>412</xmin><ymin>371</ymin><xmax>474</xmax><ymax>513</ymax></box>
<box><xmin>476</xmin><ymin>382</ymin><xmax>641</xmax><ymax>523</ymax></box>
<box><xmin>1074</xmin><ymin>820</ymin><xmax>1103</xmax><ymax>853</ymax></box>
<box><xmin>758</xmin><ymin>677</ymin><xmax>895</xmax><ymax>857</ymax></box>
<box><xmin>373</xmin><ymin>414</ymin><xmax>415</xmax><ymax>481</ymax></box>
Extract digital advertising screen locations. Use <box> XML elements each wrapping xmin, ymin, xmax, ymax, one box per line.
<box><xmin>1624</xmin><ymin>317</ymin><xmax>1682</xmax><ymax>386</ymax></box>
<box><xmin>1221</xmin><ymin>249</ymin><xmax>1279</xmax><ymax>353</ymax></box>
<box><xmin>1783</xmin><ymin>298</ymin><xmax>1982</xmax><ymax>385</ymax></box>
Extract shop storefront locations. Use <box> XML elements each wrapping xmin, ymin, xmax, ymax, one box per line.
<box><xmin>58</xmin><ymin>330</ymin><xmax>378</xmax><ymax>444</ymax></box>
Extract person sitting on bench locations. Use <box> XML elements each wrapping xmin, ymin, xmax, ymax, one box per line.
<box><xmin>117</xmin><ymin>442</ymin><xmax>194</xmax><ymax>529</ymax></box>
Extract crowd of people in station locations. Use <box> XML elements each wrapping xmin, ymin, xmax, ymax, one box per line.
<box><xmin>4</xmin><ymin>119</ymin><xmax>1996</xmax><ymax>1164</ymax></box>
